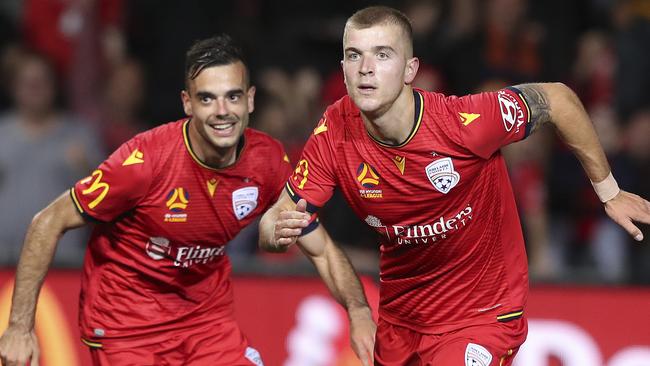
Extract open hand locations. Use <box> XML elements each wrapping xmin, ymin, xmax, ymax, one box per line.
<box><xmin>604</xmin><ymin>190</ymin><xmax>650</xmax><ymax>241</ymax></box>
<box><xmin>348</xmin><ymin>306</ymin><xmax>376</xmax><ymax>366</ymax></box>
<box><xmin>272</xmin><ymin>199</ymin><xmax>311</xmax><ymax>250</ymax></box>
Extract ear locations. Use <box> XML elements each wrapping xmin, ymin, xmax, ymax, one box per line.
<box><xmin>341</xmin><ymin>59</ymin><xmax>348</xmax><ymax>86</ymax></box>
<box><xmin>181</xmin><ymin>90</ymin><xmax>192</xmax><ymax>116</ymax></box>
<box><xmin>404</xmin><ymin>57</ymin><xmax>420</xmax><ymax>84</ymax></box>
<box><xmin>247</xmin><ymin>86</ymin><xmax>256</xmax><ymax>113</ymax></box>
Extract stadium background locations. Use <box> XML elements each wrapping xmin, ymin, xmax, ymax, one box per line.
<box><xmin>0</xmin><ymin>0</ymin><xmax>648</xmax><ymax>365</ymax></box>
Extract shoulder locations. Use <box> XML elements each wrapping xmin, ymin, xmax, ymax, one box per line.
<box><xmin>418</xmin><ymin>89</ymin><xmax>462</xmax><ymax>116</ymax></box>
<box><xmin>245</xmin><ymin>128</ymin><xmax>283</xmax><ymax>149</ymax></box>
<box><xmin>104</xmin><ymin>119</ymin><xmax>185</xmax><ymax>172</ymax></box>
<box><xmin>312</xmin><ymin>95</ymin><xmax>358</xmax><ymax>142</ymax></box>
<box><xmin>117</xmin><ymin>119</ymin><xmax>185</xmax><ymax>158</ymax></box>
<box><xmin>325</xmin><ymin>95</ymin><xmax>356</xmax><ymax>124</ymax></box>
<box><xmin>136</xmin><ymin>119</ymin><xmax>186</xmax><ymax>146</ymax></box>
<box><xmin>243</xmin><ymin>128</ymin><xmax>288</xmax><ymax>159</ymax></box>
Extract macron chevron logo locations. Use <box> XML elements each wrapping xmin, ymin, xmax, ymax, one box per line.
<box><xmin>122</xmin><ymin>149</ymin><xmax>144</xmax><ymax>166</ymax></box>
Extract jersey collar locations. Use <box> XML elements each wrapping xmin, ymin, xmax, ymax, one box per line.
<box><xmin>367</xmin><ymin>90</ymin><xmax>423</xmax><ymax>148</ymax></box>
<box><xmin>182</xmin><ymin>119</ymin><xmax>246</xmax><ymax>171</ymax></box>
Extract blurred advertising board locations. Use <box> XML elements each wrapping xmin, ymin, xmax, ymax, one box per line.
<box><xmin>0</xmin><ymin>270</ymin><xmax>648</xmax><ymax>365</ymax></box>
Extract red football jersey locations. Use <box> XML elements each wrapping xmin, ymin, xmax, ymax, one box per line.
<box><xmin>287</xmin><ymin>88</ymin><xmax>532</xmax><ymax>333</ymax></box>
<box><xmin>71</xmin><ymin>119</ymin><xmax>291</xmax><ymax>345</ymax></box>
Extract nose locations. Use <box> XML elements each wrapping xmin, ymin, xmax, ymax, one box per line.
<box><xmin>359</xmin><ymin>56</ymin><xmax>374</xmax><ymax>76</ymax></box>
<box><xmin>215</xmin><ymin>98</ymin><xmax>229</xmax><ymax>118</ymax></box>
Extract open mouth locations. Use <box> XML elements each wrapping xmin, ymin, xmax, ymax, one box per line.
<box><xmin>358</xmin><ymin>84</ymin><xmax>376</xmax><ymax>94</ymax></box>
<box><xmin>209</xmin><ymin>122</ymin><xmax>237</xmax><ymax>135</ymax></box>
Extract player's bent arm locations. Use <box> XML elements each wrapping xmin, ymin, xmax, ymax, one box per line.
<box><xmin>0</xmin><ymin>192</ymin><xmax>86</xmax><ymax>365</ymax></box>
<box><xmin>259</xmin><ymin>189</ymin><xmax>310</xmax><ymax>252</ymax></box>
<box><xmin>515</xmin><ymin>82</ymin><xmax>650</xmax><ymax>240</ymax></box>
<box><xmin>515</xmin><ymin>82</ymin><xmax>610</xmax><ymax>182</ymax></box>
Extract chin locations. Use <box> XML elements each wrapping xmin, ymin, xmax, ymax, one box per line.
<box><xmin>211</xmin><ymin>138</ymin><xmax>238</xmax><ymax>150</ymax></box>
<box><xmin>351</xmin><ymin>95</ymin><xmax>381</xmax><ymax>113</ymax></box>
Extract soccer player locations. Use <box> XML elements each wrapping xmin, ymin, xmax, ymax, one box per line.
<box><xmin>0</xmin><ymin>35</ymin><xmax>375</xmax><ymax>366</ymax></box>
<box><xmin>259</xmin><ymin>6</ymin><xmax>650</xmax><ymax>366</ymax></box>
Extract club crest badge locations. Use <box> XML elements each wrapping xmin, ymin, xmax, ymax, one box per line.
<box><xmin>465</xmin><ymin>343</ymin><xmax>493</xmax><ymax>366</ymax></box>
<box><xmin>425</xmin><ymin>157</ymin><xmax>460</xmax><ymax>194</ymax></box>
<box><xmin>232</xmin><ymin>187</ymin><xmax>259</xmax><ymax>220</ymax></box>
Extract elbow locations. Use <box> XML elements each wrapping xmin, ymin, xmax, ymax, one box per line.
<box><xmin>546</xmin><ymin>82</ymin><xmax>583</xmax><ymax>123</ymax></box>
<box><xmin>30</xmin><ymin>204</ymin><xmax>66</xmax><ymax>239</ymax></box>
<box><xmin>31</xmin><ymin>207</ymin><xmax>55</xmax><ymax>231</ymax></box>
<box><xmin>548</xmin><ymin>82</ymin><xmax>580</xmax><ymax>106</ymax></box>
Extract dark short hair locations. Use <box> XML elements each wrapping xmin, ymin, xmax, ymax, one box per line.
<box><xmin>184</xmin><ymin>34</ymin><xmax>248</xmax><ymax>88</ymax></box>
<box><xmin>346</xmin><ymin>6</ymin><xmax>413</xmax><ymax>47</ymax></box>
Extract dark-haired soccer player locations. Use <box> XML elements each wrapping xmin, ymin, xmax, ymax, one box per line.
<box><xmin>259</xmin><ymin>6</ymin><xmax>650</xmax><ymax>366</ymax></box>
<box><xmin>0</xmin><ymin>35</ymin><xmax>375</xmax><ymax>366</ymax></box>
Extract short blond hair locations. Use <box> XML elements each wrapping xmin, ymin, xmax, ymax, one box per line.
<box><xmin>345</xmin><ymin>6</ymin><xmax>413</xmax><ymax>52</ymax></box>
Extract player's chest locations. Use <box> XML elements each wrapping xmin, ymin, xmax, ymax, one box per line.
<box><xmin>135</xmin><ymin>168</ymin><xmax>266</xmax><ymax>242</ymax></box>
<box><xmin>334</xmin><ymin>141</ymin><xmax>482</xmax><ymax>216</ymax></box>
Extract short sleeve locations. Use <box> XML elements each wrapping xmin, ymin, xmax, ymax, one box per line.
<box><xmin>286</xmin><ymin>112</ymin><xmax>338</xmax><ymax>211</ymax></box>
<box><xmin>452</xmin><ymin>87</ymin><xmax>532</xmax><ymax>159</ymax></box>
<box><xmin>270</xmin><ymin>144</ymin><xmax>294</xmax><ymax>204</ymax></box>
<box><xmin>70</xmin><ymin>136</ymin><xmax>153</xmax><ymax>222</ymax></box>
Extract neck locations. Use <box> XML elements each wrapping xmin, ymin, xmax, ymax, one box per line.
<box><xmin>362</xmin><ymin>86</ymin><xmax>415</xmax><ymax>145</ymax></box>
<box><xmin>188</xmin><ymin>119</ymin><xmax>238</xmax><ymax>169</ymax></box>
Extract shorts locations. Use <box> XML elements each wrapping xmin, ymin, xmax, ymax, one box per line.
<box><xmin>374</xmin><ymin>316</ymin><xmax>527</xmax><ymax>366</ymax></box>
<box><xmin>86</xmin><ymin>318</ymin><xmax>264</xmax><ymax>366</ymax></box>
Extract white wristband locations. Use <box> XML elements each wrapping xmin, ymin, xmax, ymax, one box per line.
<box><xmin>591</xmin><ymin>172</ymin><xmax>620</xmax><ymax>203</ymax></box>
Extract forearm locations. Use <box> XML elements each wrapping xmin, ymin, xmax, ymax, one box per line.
<box><xmin>305</xmin><ymin>241</ymin><xmax>370</xmax><ymax>314</ymax></box>
<box><xmin>9</xmin><ymin>213</ymin><xmax>61</xmax><ymax>329</ymax></box>
<box><xmin>515</xmin><ymin>83</ymin><xmax>611</xmax><ymax>182</ymax></box>
<box><xmin>8</xmin><ymin>193</ymin><xmax>85</xmax><ymax>330</ymax></box>
<box><xmin>258</xmin><ymin>205</ymin><xmax>284</xmax><ymax>252</ymax></box>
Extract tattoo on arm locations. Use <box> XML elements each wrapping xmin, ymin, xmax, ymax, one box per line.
<box><xmin>513</xmin><ymin>83</ymin><xmax>551</xmax><ymax>135</ymax></box>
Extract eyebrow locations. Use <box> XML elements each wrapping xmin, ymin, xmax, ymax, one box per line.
<box><xmin>344</xmin><ymin>46</ymin><xmax>397</xmax><ymax>54</ymax></box>
<box><xmin>195</xmin><ymin>89</ymin><xmax>245</xmax><ymax>99</ymax></box>
<box><xmin>196</xmin><ymin>91</ymin><xmax>216</xmax><ymax>99</ymax></box>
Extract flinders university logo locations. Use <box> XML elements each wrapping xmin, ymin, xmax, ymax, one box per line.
<box><xmin>364</xmin><ymin>204</ymin><xmax>473</xmax><ymax>245</ymax></box>
<box><xmin>164</xmin><ymin>187</ymin><xmax>189</xmax><ymax>222</ymax></box>
<box><xmin>356</xmin><ymin>162</ymin><xmax>383</xmax><ymax>199</ymax></box>
<box><xmin>144</xmin><ymin>236</ymin><xmax>227</xmax><ymax>267</ymax></box>
<box><xmin>426</xmin><ymin>157</ymin><xmax>460</xmax><ymax>194</ymax></box>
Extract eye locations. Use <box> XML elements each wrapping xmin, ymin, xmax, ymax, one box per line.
<box><xmin>229</xmin><ymin>94</ymin><xmax>241</xmax><ymax>102</ymax></box>
<box><xmin>200</xmin><ymin>96</ymin><xmax>212</xmax><ymax>104</ymax></box>
<box><xmin>377</xmin><ymin>52</ymin><xmax>389</xmax><ymax>60</ymax></box>
<box><xmin>347</xmin><ymin>52</ymin><xmax>360</xmax><ymax>61</ymax></box>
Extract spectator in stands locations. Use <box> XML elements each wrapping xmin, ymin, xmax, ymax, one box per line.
<box><xmin>0</xmin><ymin>49</ymin><xmax>103</xmax><ymax>267</ymax></box>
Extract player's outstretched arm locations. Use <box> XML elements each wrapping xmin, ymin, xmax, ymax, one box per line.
<box><xmin>298</xmin><ymin>226</ymin><xmax>376</xmax><ymax>366</ymax></box>
<box><xmin>258</xmin><ymin>190</ymin><xmax>311</xmax><ymax>252</ymax></box>
<box><xmin>0</xmin><ymin>192</ymin><xmax>86</xmax><ymax>366</ymax></box>
<box><xmin>514</xmin><ymin>82</ymin><xmax>650</xmax><ymax>241</ymax></box>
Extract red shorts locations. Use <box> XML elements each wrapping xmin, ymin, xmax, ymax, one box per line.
<box><xmin>374</xmin><ymin>316</ymin><xmax>527</xmax><ymax>366</ymax></box>
<box><xmin>86</xmin><ymin>318</ymin><xmax>264</xmax><ymax>366</ymax></box>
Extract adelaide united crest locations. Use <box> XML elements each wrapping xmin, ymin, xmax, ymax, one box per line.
<box><xmin>425</xmin><ymin>157</ymin><xmax>460</xmax><ymax>194</ymax></box>
<box><xmin>232</xmin><ymin>186</ymin><xmax>259</xmax><ymax>220</ymax></box>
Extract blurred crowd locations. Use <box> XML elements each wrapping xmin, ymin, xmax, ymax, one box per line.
<box><xmin>0</xmin><ymin>0</ymin><xmax>648</xmax><ymax>284</ymax></box>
